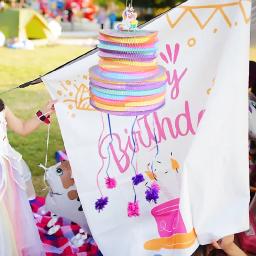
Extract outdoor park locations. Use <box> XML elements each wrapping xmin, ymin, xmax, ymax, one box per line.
<box><xmin>0</xmin><ymin>0</ymin><xmax>256</xmax><ymax>256</ymax></box>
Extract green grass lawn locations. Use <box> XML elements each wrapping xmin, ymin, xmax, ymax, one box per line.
<box><xmin>0</xmin><ymin>45</ymin><xmax>91</xmax><ymax>194</ymax></box>
<box><xmin>0</xmin><ymin>46</ymin><xmax>255</xmax><ymax>195</ymax></box>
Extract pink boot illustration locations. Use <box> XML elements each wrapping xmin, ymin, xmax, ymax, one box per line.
<box><xmin>151</xmin><ymin>198</ymin><xmax>186</xmax><ymax>237</ymax></box>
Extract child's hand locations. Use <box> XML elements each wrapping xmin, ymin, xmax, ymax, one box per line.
<box><xmin>212</xmin><ymin>234</ymin><xmax>234</xmax><ymax>251</ymax></box>
<box><xmin>41</xmin><ymin>100</ymin><xmax>57</xmax><ymax>116</ymax></box>
<box><xmin>212</xmin><ymin>235</ymin><xmax>247</xmax><ymax>256</ymax></box>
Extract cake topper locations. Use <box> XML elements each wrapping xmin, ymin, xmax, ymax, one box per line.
<box><xmin>116</xmin><ymin>4</ymin><xmax>138</xmax><ymax>31</ymax></box>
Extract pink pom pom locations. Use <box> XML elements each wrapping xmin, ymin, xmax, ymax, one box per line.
<box><xmin>127</xmin><ymin>201</ymin><xmax>140</xmax><ymax>217</ymax></box>
<box><xmin>151</xmin><ymin>181</ymin><xmax>160</xmax><ymax>192</ymax></box>
<box><xmin>105</xmin><ymin>177</ymin><xmax>117</xmax><ymax>189</ymax></box>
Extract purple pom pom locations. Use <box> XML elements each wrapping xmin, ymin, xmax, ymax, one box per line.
<box><xmin>95</xmin><ymin>197</ymin><xmax>108</xmax><ymax>212</ymax></box>
<box><xmin>145</xmin><ymin>183</ymin><xmax>159</xmax><ymax>204</ymax></box>
<box><xmin>132</xmin><ymin>173</ymin><xmax>145</xmax><ymax>186</ymax></box>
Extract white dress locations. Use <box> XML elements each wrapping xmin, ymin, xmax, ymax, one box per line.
<box><xmin>0</xmin><ymin>110</ymin><xmax>45</xmax><ymax>256</ymax></box>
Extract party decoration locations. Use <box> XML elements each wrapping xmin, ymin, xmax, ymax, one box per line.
<box><xmin>55</xmin><ymin>149</ymin><xmax>68</xmax><ymax>162</ymax></box>
<box><xmin>88</xmin><ymin>2</ymin><xmax>167</xmax><ymax>217</ymax></box>
<box><xmin>170</xmin><ymin>153</ymin><xmax>180</xmax><ymax>173</ymax></box>
<box><xmin>45</xmin><ymin>160</ymin><xmax>91</xmax><ymax>234</ymax></box>
<box><xmin>116</xmin><ymin>4</ymin><xmax>138</xmax><ymax>31</ymax></box>
<box><xmin>105</xmin><ymin>177</ymin><xmax>117</xmax><ymax>189</ymax></box>
<box><xmin>95</xmin><ymin>197</ymin><xmax>108</xmax><ymax>212</ymax></box>
<box><xmin>127</xmin><ymin>201</ymin><xmax>140</xmax><ymax>217</ymax></box>
<box><xmin>145</xmin><ymin>182</ymin><xmax>160</xmax><ymax>204</ymax></box>
<box><xmin>132</xmin><ymin>173</ymin><xmax>145</xmax><ymax>185</ymax></box>
<box><xmin>43</xmin><ymin>0</ymin><xmax>251</xmax><ymax>255</ymax></box>
<box><xmin>89</xmin><ymin>29</ymin><xmax>167</xmax><ymax>116</ymax></box>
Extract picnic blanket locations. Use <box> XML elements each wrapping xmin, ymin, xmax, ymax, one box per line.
<box><xmin>30</xmin><ymin>197</ymin><xmax>102</xmax><ymax>256</ymax></box>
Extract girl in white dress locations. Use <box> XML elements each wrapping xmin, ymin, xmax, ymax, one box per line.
<box><xmin>0</xmin><ymin>98</ymin><xmax>55</xmax><ymax>256</ymax></box>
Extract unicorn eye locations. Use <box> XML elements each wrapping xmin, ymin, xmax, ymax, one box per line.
<box><xmin>56</xmin><ymin>168</ymin><xmax>63</xmax><ymax>176</ymax></box>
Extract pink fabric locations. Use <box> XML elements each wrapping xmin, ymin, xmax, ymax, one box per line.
<box><xmin>30</xmin><ymin>197</ymin><xmax>101</xmax><ymax>256</ymax></box>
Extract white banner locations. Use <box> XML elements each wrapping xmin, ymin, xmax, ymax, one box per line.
<box><xmin>42</xmin><ymin>1</ymin><xmax>251</xmax><ymax>255</ymax></box>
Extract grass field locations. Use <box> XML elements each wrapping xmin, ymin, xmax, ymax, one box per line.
<box><xmin>0</xmin><ymin>46</ymin><xmax>255</xmax><ymax>195</ymax></box>
<box><xmin>0</xmin><ymin>45</ymin><xmax>91</xmax><ymax>194</ymax></box>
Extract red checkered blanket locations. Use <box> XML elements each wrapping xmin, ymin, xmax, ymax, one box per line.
<box><xmin>30</xmin><ymin>197</ymin><xmax>101</xmax><ymax>256</ymax></box>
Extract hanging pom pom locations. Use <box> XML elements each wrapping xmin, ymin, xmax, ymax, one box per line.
<box><xmin>105</xmin><ymin>177</ymin><xmax>117</xmax><ymax>189</ymax></box>
<box><xmin>95</xmin><ymin>197</ymin><xmax>108</xmax><ymax>212</ymax></box>
<box><xmin>145</xmin><ymin>183</ymin><xmax>160</xmax><ymax>204</ymax></box>
<box><xmin>132</xmin><ymin>173</ymin><xmax>145</xmax><ymax>186</ymax></box>
<box><xmin>151</xmin><ymin>181</ymin><xmax>160</xmax><ymax>192</ymax></box>
<box><xmin>127</xmin><ymin>201</ymin><xmax>140</xmax><ymax>217</ymax></box>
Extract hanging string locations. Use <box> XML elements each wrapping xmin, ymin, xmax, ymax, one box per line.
<box><xmin>132</xmin><ymin>184</ymin><xmax>137</xmax><ymax>202</ymax></box>
<box><xmin>105</xmin><ymin>114</ymin><xmax>113</xmax><ymax>177</ymax></box>
<box><xmin>130</xmin><ymin>116</ymin><xmax>139</xmax><ymax>206</ymax></box>
<box><xmin>107</xmin><ymin>114</ymin><xmax>113</xmax><ymax>141</ymax></box>
<box><xmin>153</xmin><ymin>119</ymin><xmax>159</xmax><ymax>158</ymax></box>
<box><xmin>42</xmin><ymin>167</ymin><xmax>50</xmax><ymax>191</ymax></box>
<box><xmin>38</xmin><ymin>109</ymin><xmax>55</xmax><ymax>191</ymax></box>
<box><xmin>45</xmin><ymin>123</ymin><xmax>51</xmax><ymax>167</ymax></box>
<box><xmin>39</xmin><ymin>121</ymin><xmax>51</xmax><ymax>191</ymax></box>
<box><xmin>95</xmin><ymin>114</ymin><xmax>112</xmax><ymax>212</ymax></box>
<box><xmin>105</xmin><ymin>140</ymin><xmax>111</xmax><ymax>178</ymax></box>
<box><xmin>150</xmin><ymin>118</ymin><xmax>159</xmax><ymax>180</ymax></box>
<box><xmin>130</xmin><ymin>116</ymin><xmax>138</xmax><ymax>174</ymax></box>
<box><xmin>96</xmin><ymin>113</ymin><xmax>106</xmax><ymax>196</ymax></box>
<box><xmin>36</xmin><ymin>110</ymin><xmax>53</xmax><ymax>168</ymax></box>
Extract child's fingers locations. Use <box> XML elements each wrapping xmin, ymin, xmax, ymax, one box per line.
<box><xmin>47</xmin><ymin>100</ymin><xmax>58</xmax><ymax>111</ymax></box>
<box><xmin>50</xmin><ymin>104</ymin><xmax>55</xmax><ymax>111</ymax></box>
<box><xmin>211</xmin><ymin>241</ymin><xmax>222</xmax><ymax>250</ymax></box>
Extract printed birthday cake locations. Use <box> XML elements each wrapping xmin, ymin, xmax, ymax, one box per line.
<box><xmin>89</xmin><ymin>6</ymin><xmax>167</xmax><ymax>116</ymax></box>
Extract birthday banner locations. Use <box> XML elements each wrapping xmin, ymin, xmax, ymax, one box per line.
<box><xmin>42</xmin><ymin>1</ymin><xmax>251</xmax><ymax>255</ymax></box>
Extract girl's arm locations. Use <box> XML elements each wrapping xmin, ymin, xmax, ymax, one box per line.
<box><xmin>5</xmin><ymin>101</ymin><xmax>55</xmax><ymax>137</ymax></box>
<box><xmin>212</xmin><ymin>235</ymin><xmax>247</xmax><ymax>256</ymax></box>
